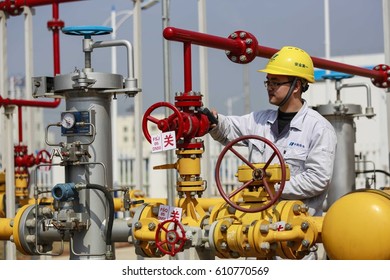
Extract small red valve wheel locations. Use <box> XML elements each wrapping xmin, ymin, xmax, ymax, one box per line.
<box><xmin>142</xmin><ymin>102</ymin><xmax>184</xmax><ymax>143</ymax></box>
<box><xmin>215</xmin><ymin>135</ymin><xmax>286</xmax><ymax>213</ymax></box>
<box><xmin>36</xmin><ymin>149</ymin><xmax>52</xmax><ymax>171</ymax></box>
<box><xmin>155</xmin><ymin>219</ymin><xmax>187</xmax><ymax>256</ymax></box>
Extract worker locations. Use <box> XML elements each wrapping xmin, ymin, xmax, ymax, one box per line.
<box><xmin>209</xmin><ymin>46</ymin><xmax>337</xmax><ymax>217</ymax></box>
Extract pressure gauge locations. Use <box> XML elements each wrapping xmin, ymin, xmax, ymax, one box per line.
<box><xmin>61</xmin><ymin>112</ymin><xmax>76</xmax><ymax>129</ymax></box>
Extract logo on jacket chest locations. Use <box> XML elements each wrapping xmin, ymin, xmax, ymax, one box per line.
<box><xmin>288</xmin><ymin>141</ymin><xmax>305</xmax><ymax>148</ymax></box>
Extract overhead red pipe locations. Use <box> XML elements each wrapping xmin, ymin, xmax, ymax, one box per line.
<box><xmin>255</xmin><ymin>46</ymin><xmax>385</xmax><ymax>81</ymax></box>
<box><xmin>163</xmin><ymin>27</ymin><xmax>389</xmax><ymax>88</ymax></box>
<box><xmin>164</xmin><ymin>27</ymin><xmax>243</xmax><ymax>54</ymax></box>
<box><xmin>0</xmin><ymin>0</ymin><xmax>82</xmax><ymax>16</ymax></box>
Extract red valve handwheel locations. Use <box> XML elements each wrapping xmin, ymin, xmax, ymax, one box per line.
<box><xmin>142</xmin><ymin>102</ymin><xmax>184</xmax><ymax>143</ymax></box>
<box><xmin>215</xmin><ymin>135</ymin><xmax>286</xmax><ymax>213</ymax></box>
<box><xmin>36</xmin><ymin>149</ymin><xmax>52</xmax><ymax>171</ymax></box>
<box><xmin>155</xmin><ymin>219</ymin><xmax>187</xmax><ymax>256</ymax></box>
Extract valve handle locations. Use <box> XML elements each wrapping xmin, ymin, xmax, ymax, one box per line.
<box><xmin>155</xmin><ymin>219</ymin><xmax>187</xmax><ymax>256</ymax></box>
<box><xmin>142</xmin><ymin>102</ymin><xmax>184</xmax><ymax>143</ymax></box>
<box><xmin>215</xmin><ymin>135</ymin><xmax>287</xmax><ymax>213</ymax></box>
<box><xmin>62</xmin><ymin>26</ymin><xmax>113</xmax><ymax>38</ymax></box>
<box><xmin>36</xmin><ymin>149</ymin><xmax>52</xmax><ymax>171</ymax></box>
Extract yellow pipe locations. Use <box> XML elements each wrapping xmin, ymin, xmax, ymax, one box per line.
<box><xmin>0</xmin><ymin>192</ymin><xmax>5</xmax><ymax>218</ymax></box>
<box><xmin>263</xmin><ymin>228</ymin><xmax>305</xmax><ymax>243</ymax></box>
<box><xmin>0</xmin><ymin>218</ymin><xmax>13</xmax><ymax>240</ymax></box>
<box><xmin>0</xmin><ymin>171</ymin><xmax>5</xmax><ymax>192</ymax></box>
<box><xmin>133</xmin><ymin>216</ymin><xmax>160</xmax><ymax>241</ymax></box>
<box><xmin>12</xmin><ymin>205</ymin><xmax>32</xmax><ymax>255</ymax></box>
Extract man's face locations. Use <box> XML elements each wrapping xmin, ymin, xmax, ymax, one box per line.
<box><xmin>264</xmin><ymin>74</ymin><xmax>293</xmax><ymax>105</ymax></box>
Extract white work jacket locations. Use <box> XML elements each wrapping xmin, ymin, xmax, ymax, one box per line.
<box><xmin>210</xmin><ymin>101</ymin><xmax>337</xmax><ymax>216</ymax></box>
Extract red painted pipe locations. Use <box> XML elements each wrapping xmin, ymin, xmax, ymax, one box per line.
<box><xmin>164</xmin><ymin>27</ymin><xmax>243</xmax><ymax>54</ymax></box>
<box><xmin>0</xmin><ymin>0</ymin><xmax>81</xmax><ymax>16</ymax></box>
<box><xmin>0</xmin><ymin>95</ymin><xmax>60</xmax><ymax>108</ymax></box>
<box><xmin>48</xmin><ymin>2</ymin><xmax>64</xmax><ymax>75</ymax></box>
<box><xmin>183</xmin><ymin>42</ymin><xmax>192</xmax><ymax>93</ymax></box>
<box><xmin>18</xmin><ymin>106</ymin><xmax>22</xmax><ymax>143</ymax></box>
<box><xmin>164</xmin><ymin>27</ymin><xmax>389</xmax><ymax>87</ymax></box>
<box><xmin>254</xmin><ymin>45</ymin><xmax>385</xmax><ymax>81</ymax></box>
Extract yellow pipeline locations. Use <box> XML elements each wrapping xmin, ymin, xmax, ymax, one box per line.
<box><xmin>0</xmin><ymin>218</ymin><xmax>13</xmax><ymax>240</ymax></box>
<box><xmin>133</xmin><ymin>217</ymin><xmax>160</xmax><ymax>241</ymax></box>
<box><xmin>0</xmin><ymin>192</ymin><xmax>5</xmax><ymax>218</ymax></box>
<box><xmin>209</xmin><ymin>199</ymin><xmax>320</xmax><ymax>259</ymax></box>
<box><xmin>0</xmin><ymin>172</ymin><xmax>5</xmax><ymax>192</ymax></box>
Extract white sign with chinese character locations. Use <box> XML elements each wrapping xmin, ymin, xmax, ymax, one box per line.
<box><xmin>151</xmin><ymin>131</ymin><xmax>176</xmax><ymax>153</ymax></box>
<box><xmin>157</xmin><ymin>205</ymin><xmax>183</xmax><ymax>222</ymax></box>
<box><xmin>151</xmin><ymin>134</ymin><xmax>163</xmax><ymax>153</ymax></box>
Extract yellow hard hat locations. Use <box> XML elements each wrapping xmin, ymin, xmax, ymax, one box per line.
<box><xmin>258</xmin><ymin>46</ymin><xmax>315</xmax><ymax>83</ymax></box>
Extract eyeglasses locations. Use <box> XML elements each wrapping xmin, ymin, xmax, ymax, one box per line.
<box><xmin>263</xmin><ymin>80</ymin><xmax>292</xmax><ymax>88</ymax></box>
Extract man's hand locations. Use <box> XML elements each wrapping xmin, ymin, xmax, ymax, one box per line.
<box><xmin>199</xmin><ymin>107</ymin><xmax>218</xmax><ymax>129</ymax></box>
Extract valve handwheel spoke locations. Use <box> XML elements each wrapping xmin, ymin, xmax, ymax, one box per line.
<box><xmin>142</xmin><ymin>102</ymin><xmax>184</xmax><ymax>143</ymax></box>
<box><xmin>155</xmin><ymin>219</ymin><xmax>187</xmax><ymax>256</ymax></box>
<box><xmin>215</xmin><ymin>135</ymin><xmax>286</xmax><ymax>213</ymax></box>
<box><xmin>145</xmin><ymin>115</ymin><xmax>160</xmax><ymax>125</ymax></box>
<box><xmin>229</xmin><ymin>146</ymin><xmax>256</xmax><ymax>169</ymax></box>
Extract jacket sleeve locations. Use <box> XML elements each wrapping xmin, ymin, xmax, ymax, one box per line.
<box><xmin>209</xmin><ymin>113</ymin><xmax>255</xmax><ymax>145</ymax></box>
<box><xmin>281</xmin><ymin>125</ymin><xmax>337</xmax><ymax>200</ymax></box>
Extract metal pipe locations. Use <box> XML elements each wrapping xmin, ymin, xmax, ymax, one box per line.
<box><xmin>164</xmin><ymin>26</ymin><xmax>243</xmax><ymax>53</ymax></box>
<box><xmin>48</xmin><ymin>2</ymin><xmax>64</xmax><ymax>75</ymax></box>
<box><xmin>339</xmin><ymin>82</ymin><xmax>374</xmax><ymax>116</ymax></box>
<box><xmin>4</xmin><ymin>105</ymin><xmax>16</xmax><ymax>259</ymax></box>
<box><xmin>133</xmin><ymin>0</ymin><xmax>143</xmax><ymax>199</ymax></box>
<box><xmin>91</xmin><ymin>39</ymin><xmax>136</xmax><ymax>82</ymax></box>
<box><xmin>162</xmin><ymin>0</ymin><xmax>175</xmax><ymax>210</ymax></box>
<box><xmin>17</xmin><ymin>106</ymin><xmax>22</xmax><ymax>143</ymax></box>
<box><xmin>163</xmin><ymin>27</ymin><xmax>388</xmax><ymax>84</ymax></box>
<box><xmin>197</xmin><ymin>0</ymin><xmax>212</xmax><ymax>197</ymax></box>
<box><xmin>0</xmin><ymin>0</ymin><xmax>82</xmax><ymax>15</ymax></box>
<box><xmin>0</xmin><ymin>218</ymin><xmax>12</xmax><ymax>240</ymax></box>
<box><xmin>184</xmin><ymin>42</ymin><xmax>192</xmax><ymax>92</ymax></box>
<box><xmin>0</xmin><ymin>94</ymin><xmax>60</xmax><ymax>108</ymax></box>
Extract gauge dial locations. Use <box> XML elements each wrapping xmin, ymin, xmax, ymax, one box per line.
<box><xmin>61</xmin><ymin>112</ymin><xmax>76</xmax><ymax>129</ymax></box>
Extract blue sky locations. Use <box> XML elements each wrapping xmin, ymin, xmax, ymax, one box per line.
<box><xmin>4</xmin><ymin>0</ymin><xmax>384</xmax><ymax>117</ymax></box>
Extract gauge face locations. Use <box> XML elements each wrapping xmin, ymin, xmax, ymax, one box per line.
<box><xmin>61</xmin><ymin>112</ymin><xmax>76</xmax><ymax>129</ymax></box>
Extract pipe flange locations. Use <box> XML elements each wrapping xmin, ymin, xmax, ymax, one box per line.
<box><xmin>225</xmin><ymin>31</ymin><xmax>258</xmax><ymax>64</ymax></box>
<box><xmin>54</xmin><ymin>72</ymin><xmax>124</xmax><ymax>93</ymax></box>
<box><xmin>371</xmin><ymin>64</ymin><xmax>390</xmax><ymax>88</ymax></box>
<box><xmin>12</xmin><ymin>205</ymin><xmax>54</xmax><ymax>255</ymax></box>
